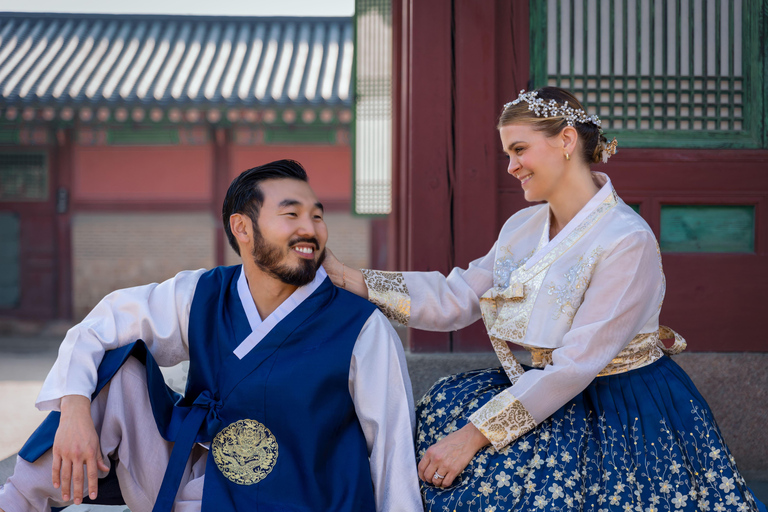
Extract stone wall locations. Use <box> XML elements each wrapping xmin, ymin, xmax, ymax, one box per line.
<box><xmin>72</xmin><ymin>212</ymin><xmax>215</xmax><ymax>320</ymax></box>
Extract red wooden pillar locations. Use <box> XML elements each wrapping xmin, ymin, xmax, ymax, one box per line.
<box><xmin>395</xmin><ymin>0</ymin><xmax>455</xmax><ymax>351</ymax></box>
<box><xmin>450</xmin><ymin>1</ymin><xmax>501</xmax><ymax>351</ymax></box>
<box><xmin>394</xmin><ymin>0</ymin><xmax>533</xmax><ymax>351</ymax></box>
<box><xmin>54</xmin><ymin>128</ymin><xmax>74</xmax><ymax>319</ymax></box>
<box><xmin>213</xmin><ymin>127</ymin><xmax>231</xmax><ymax>267</ymax></box>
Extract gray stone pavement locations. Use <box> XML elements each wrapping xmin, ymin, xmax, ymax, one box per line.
<box><xmin>1</xmin><ymin>333</ymin><xmax>766</xmax><ymax>509</ymax></box>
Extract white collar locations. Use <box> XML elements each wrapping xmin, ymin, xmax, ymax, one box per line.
<box><xmin>233</xmin><ymin>265</ymin><xmax>328</xmax><ymax>359</ymax></box>
<box><xmin>524</xmin><ymin>172</ymin><xmax>613</xmax><ymax>270</ymax></box>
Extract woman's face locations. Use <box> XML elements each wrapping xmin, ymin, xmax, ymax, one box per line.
<box><xmin>499</xmin><ymin>122</ymin><xmax>567</xmax><ymax>203</ymax></box>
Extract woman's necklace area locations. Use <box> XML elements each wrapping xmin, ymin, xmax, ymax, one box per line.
<box><xmin>549</xmin><ymin>214</ymin><xmax>562</xmax><ymax>240</ymax></box>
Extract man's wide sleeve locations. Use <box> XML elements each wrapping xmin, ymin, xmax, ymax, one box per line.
<box><xmin>349</xmin><ymin>310</ymin><xmax>423</xmax><ymax>512</ymax></box>
<box><xmin>35</xmin><ymin>269</ymin><xmax>205</xmax><ymax>412</ymax></box>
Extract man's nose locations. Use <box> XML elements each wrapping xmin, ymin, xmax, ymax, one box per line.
<box><xmin>295</xmin><ymin>216</ymin><xmax>317</xmax><ymax>237</ymax></box>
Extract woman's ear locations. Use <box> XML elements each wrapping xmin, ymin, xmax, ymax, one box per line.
<box><xmin>561</xmin><ymin>126</ymin><xmax>579</xmax><ymax>156</ymax></box>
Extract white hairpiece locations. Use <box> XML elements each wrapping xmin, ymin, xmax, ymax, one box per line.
<box><xmin>503</xmin><ymin>89</ymin><xmax>618</xmax><ymax>163</ymax></box>
<box><xmin>504</xmin><ymin>89</ymin><xmax>602</xmax><ymax>127</ymax></box>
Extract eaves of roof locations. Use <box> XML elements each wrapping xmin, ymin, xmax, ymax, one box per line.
<box><xmin>0</xmin><ymin>12</ymin><xmax>354</xmax><ymax>110</ymax></box>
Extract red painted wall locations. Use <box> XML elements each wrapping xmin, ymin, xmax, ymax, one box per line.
<box><xmin>230</xmin><ymin>146</ymin><xmax>351</xmax><ymax>204</ymax></box>
<box><xmin>73</xmin><ymin>146</ymin><xmax>213</xmax><ymax>203</ymax></box>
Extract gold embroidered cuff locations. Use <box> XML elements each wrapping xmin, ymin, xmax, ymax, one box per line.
<box><xmin>469</xmin><ymin>390</ymin><xmax>536</xmax><ymax>451</ymax></box>
<box><xmin>361</xmin><ymin>269</ymin><xmax>411</xmax><ymax>325</ymax></box>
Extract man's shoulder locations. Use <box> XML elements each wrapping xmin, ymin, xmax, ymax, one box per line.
<box><xmin>333</xmin><ymin>285</ymin><xmax>378</xmax><ymax>313</ymax></box>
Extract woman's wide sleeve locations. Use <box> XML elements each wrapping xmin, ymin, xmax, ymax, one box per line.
<box><xmin>361</xmin><ymin>241</ymin><xmax>497</xmax><ymax>331</ymax></box>
<box><xmin>469</xmin><ymin>230</ymin><xmax>665</xmax><ymax>450</ymax></box>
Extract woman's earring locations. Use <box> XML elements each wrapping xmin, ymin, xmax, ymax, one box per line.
<box><xmin>565</xmin><ymin>151</ymin><xmax>570</xmax><ymax>161</ymax></box>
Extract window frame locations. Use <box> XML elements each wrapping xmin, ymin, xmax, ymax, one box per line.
<box><xmin>529</xmin><ymin>0</ymin><xmax>766</xmax><ymax>148</ymax></box>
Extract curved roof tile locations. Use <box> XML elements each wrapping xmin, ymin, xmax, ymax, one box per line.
<box><xmin>0</xmin><ymin>13</ymin><xmax>353</xmax><ymax>106</ymax></box>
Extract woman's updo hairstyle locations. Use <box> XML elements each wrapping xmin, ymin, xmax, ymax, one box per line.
<box><xmin>498</xmin><ymin>87</ymin><xmax>615</xmax><ymax>164</ymax></box>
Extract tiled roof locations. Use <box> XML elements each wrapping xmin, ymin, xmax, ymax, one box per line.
<box><xmin>0</xmin><ymin>13</ymin><xmax>353</xmax><ymax>107</ymax></box>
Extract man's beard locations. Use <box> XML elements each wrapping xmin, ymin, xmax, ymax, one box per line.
<box><xmin>251</xmin><ymin>228</ymin><xmax>326</xmax><ymax>287</ymax></box>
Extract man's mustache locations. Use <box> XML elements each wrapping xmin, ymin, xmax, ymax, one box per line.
<box><xmin>288</xmin><ymin>237</ymin><xmax>320</xmax><ymax>250</ymax></box>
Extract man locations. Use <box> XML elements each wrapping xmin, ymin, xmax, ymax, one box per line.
<box><xmin>0</xmin><ymin>160</ymin><xmax>422</xmax><ymax>512</ymax></box>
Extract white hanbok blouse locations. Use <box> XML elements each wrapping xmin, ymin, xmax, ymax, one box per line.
<box><xmin>363</xmin><ymin>173</ymin><xmax>684</xmax><ymax>450</ymax></box>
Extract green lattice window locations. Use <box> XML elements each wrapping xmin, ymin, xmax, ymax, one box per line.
<box><xmin>0</xmin><ymin>153</ymin><xmax>48</xmax><ymax>201</ymax></box>
<box><xmin>530</xmin><ymin>0</ymin><xmax>766</xmax><ymax>148</ymax></box>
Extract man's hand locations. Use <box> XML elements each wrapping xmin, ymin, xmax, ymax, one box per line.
<box><xmin>417</xmin><ymin>423</ymin><xmax>490</xmax><ymax>488</ymax></box>
<box><xmin>51</xmin><ymin>395</ymin><xmax>109</xmax><ymax>504</ymax></box>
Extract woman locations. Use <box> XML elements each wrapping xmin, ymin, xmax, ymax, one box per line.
<box><xmin>324</xmin><ymin>87</ymin><xmax>765</xmax><ymax>512</ymax></box>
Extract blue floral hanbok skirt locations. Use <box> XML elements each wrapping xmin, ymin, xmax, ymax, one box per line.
<box><xmin>416</xmin><ymin>356</ymin><xmax>766</xmax><ymax>512</ymax></box>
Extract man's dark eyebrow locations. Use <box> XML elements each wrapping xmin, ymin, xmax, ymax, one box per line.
<box><xmin>277</xmin><ymin>199</ymin><xmax>324</xmax><ymax>212</ymax></box>
<box><xmin>277</xmin><ymin>199</ymin><xmax>301</xmax><ymax>208</ymax></box>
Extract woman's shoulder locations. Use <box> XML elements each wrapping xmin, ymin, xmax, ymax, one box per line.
<box><xmin>600</xmin><ymin>201</ymin><xmax>659</xmax><ymax>252</ymax></box>
<box><xmin>610</xmin><ymin>200</ymin><xmax>655</xmax><ymax>235</ymax></box>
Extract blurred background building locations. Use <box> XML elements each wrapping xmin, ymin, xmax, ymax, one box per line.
<box><xmin>0</xmin><ymin>12</ymin><xmax>367</xmax><ymax>322</ymax></box>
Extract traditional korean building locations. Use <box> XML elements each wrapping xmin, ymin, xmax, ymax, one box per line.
<box><xmin>378</xmin><ymin>0</ymin><xmax>767</xmax><ymax>353</ymax></box>
<box><xmin>0</xmin><ymin>13</ymin><xmax>367</xmax><ymax>322</ymax></box>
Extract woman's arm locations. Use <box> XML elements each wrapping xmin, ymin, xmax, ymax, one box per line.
<box><xmin>418</xmin><ymin>230</ymin><xmax>664</xmax><ymax>488</ymax></box>
<box><xmin>324</xmin><ymin>242</ymin><xmax>498</xmax><ymax>331</ymax></box>
<box><xmin>471</xmin><ymin>230</ymin><xmax>665</xmax><ymax>450</ymax></box>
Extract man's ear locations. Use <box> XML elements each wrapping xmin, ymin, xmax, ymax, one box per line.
<box><xmin>230</xmin><ymin>213</ymin><xmax>251</xmax><ymax>250</ymax></box>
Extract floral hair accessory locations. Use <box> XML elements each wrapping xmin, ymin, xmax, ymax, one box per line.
<box><xmin>504</xmin><ymin>90</ymin><xmax>602</xmax><ymax>127</ymax></box>
<box><xmin>504</xmin><ymin>90</ymin><xmax>618</xmax><ymax>163</ymax></box>
<box><xmin>601</xmin><ymin>138</ymin><xmax>619</xmax><ymax>163</ymax></box>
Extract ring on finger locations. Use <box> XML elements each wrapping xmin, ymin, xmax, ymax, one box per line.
<box><xmin>433</xmin><ymin>471</ymin><xmax>445</xmax><ymax>480</ymax></box>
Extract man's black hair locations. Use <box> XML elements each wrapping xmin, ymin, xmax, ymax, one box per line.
<box><xmin>222</xmin><ymin>159</ymin><xmax>309</xmax><ymax>256</ymax></box>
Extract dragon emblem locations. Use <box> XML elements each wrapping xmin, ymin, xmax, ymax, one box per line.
<box><xmin>212</xmin><ymin>419</ymin><xmax>279</xmax><ymax>485</ymax></box>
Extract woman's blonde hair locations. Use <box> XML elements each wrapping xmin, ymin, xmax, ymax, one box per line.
<box><xmin>498</xmin><ymin>87</ymin><xmax>611</xmax><ymax>164</ymax></box>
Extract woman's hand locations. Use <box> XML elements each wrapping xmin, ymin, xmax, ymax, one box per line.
<box><xmin>322</xmin><ymin>248</ymin><xmax>369</xmax><ymax>299</ymax></box>
<box><xmin>418</xmin><ymin>422</ymin><xmax>490</xmax><ymax>488</ymax></box>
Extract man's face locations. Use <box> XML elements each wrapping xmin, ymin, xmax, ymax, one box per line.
<box><xmin>250</xmin><ymin>179</ymin><xmax>328</xmax><ymax>287</ymax></box>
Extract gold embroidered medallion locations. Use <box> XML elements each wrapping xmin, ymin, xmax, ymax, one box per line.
<box><xmin>212</xmin><ymin>419</ymin><xmax>279</xmax><ymax>485</ymax></box>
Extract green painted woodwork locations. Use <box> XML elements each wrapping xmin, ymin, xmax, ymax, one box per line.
<box><xmin>0</xmin><ymin>212</ymin><xmax>20</xmax><ymax>308</ymax></box>
<box><xmin>0</xmin><ymin>153</ymin><xmax>48</xmax><ymax>201</ymax></box>
<box><xmin>107</xmin><ymin>128</ymin><xmax>180</xmax><ymax>145</ymax></box>
<box><xmin>263</xmin><ymin>128</ymin><xmax>337</xmax><ymax>145</ymax></box>
<box><xmin>660</xmin><ymin>204</ymin><xmax>755</xmax><ymax>253</ymax></box>
<box><xmin>529</xmin><ymin>0</ymin><xmax>766</xmax><ymax>148</ymax></box>
<box><xmin>0</xmin><ymin>128</ymin><xmax>20</xmax><ymax>145</ymax></box>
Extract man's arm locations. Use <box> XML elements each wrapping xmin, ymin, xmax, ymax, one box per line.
<box><xmin>40</xmin><ymin>269</ymin><xmax>204</xmax><ymax>505</ymax></box>
<box><xmin>349</xmin><ymin>310</ymin><xmax>423</xmax><ymax>512</ymax></box>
